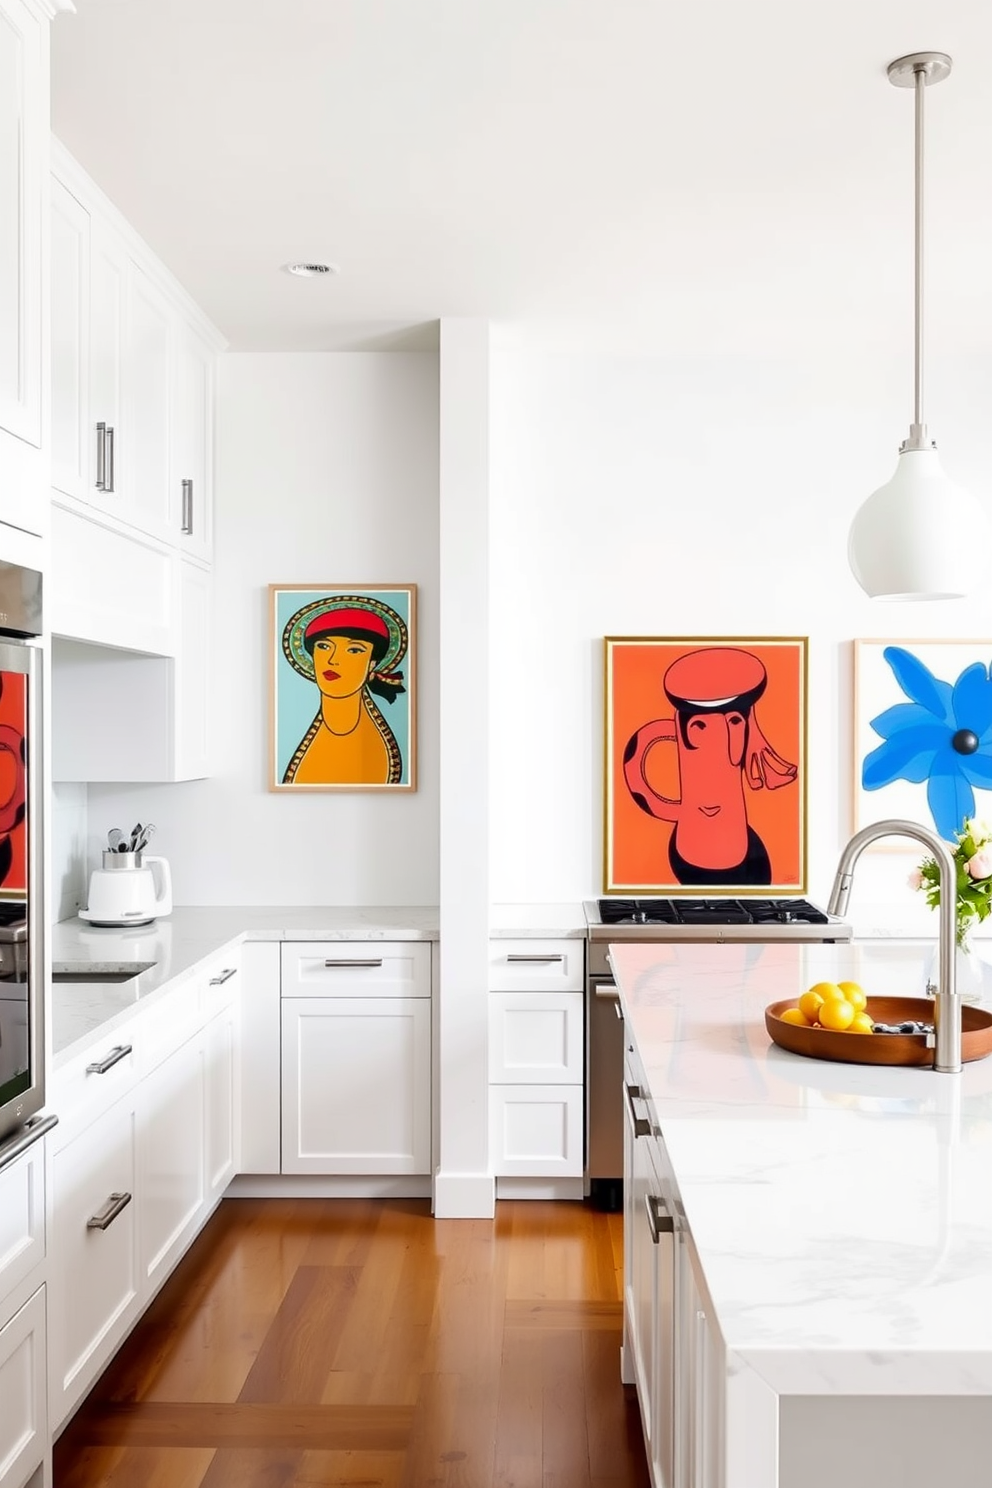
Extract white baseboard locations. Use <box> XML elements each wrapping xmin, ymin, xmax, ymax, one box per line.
<box><xmin>227</xmin><ymin>1174</ymin><xmax>432</xmax><ymax>1200</ymax></box>
<box><xmin>495</xmin><ymin>1176</ymin><xmax>585</xmax><ymax>1201</ymax></box>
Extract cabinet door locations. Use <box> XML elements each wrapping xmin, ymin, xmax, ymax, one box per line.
<box><xmin>88</xmin><ymin>214</ymin><xmax>126</xmax><ymax>509</ymax></box>
<box><xmin>489</xmin><ymin>1084</ymin><xmax>583</xmax><ymax>1176</ymax></box>
<box><xmin>174</xmin><ymin>322</ymin><xmax>214</xmax><ymax>562</ymax></box>
<box><xmin>0</xmin><ymin>1285</ymin><xmax>46</xmax><ymax>1488</ymax></box>
<box><xmin>205</xmin><ymin>1004</ymin><xmax>239</xmax><ymax>1202</ymax></box>
<box><xmin>125</xmin><ymin>261</ymin><xmax>173</xmax><ymax>541</ymax></box>
<box><xmin>0</xmin><ymin>0</ymin><xmax>42</xmax><ymax>452</ymax></box>
<box><xmin>50</xmin><ymin>1097</ymin><xmax>138</xmax><ymax>1428</ymax></box>
<box><xmin>281</xmin><ymin>997</ymin><xmax>431</xmax><ymax>1175</ymax></box>
<box><xmin>677</xmin><ymin>1239</ymin><xmax>723</xmax><ymax>1488</ymax></box>
<box><xmin>50</xmin><ymin>176</ymin><xmax>90</xmax><ymax>500</ymax></box>
<box><xmin>138</xmin><ymin>1030</ymin><xmax>205</xmax><ymax>1294</ymax></box>
<box><xmin>488</xmin><ymin>992</ymin><xmax>583</xmax><ymax>1083</ymax></box>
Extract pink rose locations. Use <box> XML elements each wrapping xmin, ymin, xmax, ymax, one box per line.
<box><xmin>908</xmin><ymin>867</ymin><xmax>924</xmax><ymax>891</ymax></box>
<box><xmin>965</xmin><ymin>849</ymin><xmax>992</xmax><ymax>880</ymax></box>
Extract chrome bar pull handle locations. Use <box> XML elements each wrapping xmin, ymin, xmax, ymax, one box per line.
<box><xmin>0</xmin><ymin>1114</ymin><xmax>58</xmax><ymax>1174</ymax></box>
<box><xmin>646</xmin><ymin>1193</ymin><xmax>675</xmax><ymax>1243</ymax></box>
<box><xmin>96</xmin><ymin>422</ymin><xmax>107</xmax><ymax>489</ymax></box>
<box><xmin>86</xmin><ymin>1044</ymin><xmax>133</xmax><ymax>1075</ymax></box>
<box><xmin>87</xmin><ymin>1191</ymin><xmax>132</xmax><ymax>1231</ymax></box>
<box><xmin>209</xmin><ymin>967</ymin><xmax>237</xmax><ymax>985</ymax></box>
<box><xmin>623</xmin><ymin>1081</ymin><xmax>650</xmax><ymax>1138</ymax></box>
<box><xmin>505</xmin><ymin>954</ymin><xmax>564</xmax><ymax>964</ymax></box>
<box><xmin>104</xmin><ymin>425</ymin><xmax>115</xmax><ymax>492</ymax></box>
<box><xmin>181</xmin><ymin>478</ymin><xmax>194</xmax><ymax>534</ymax></box>
<box><xmin>323</xmin><ymin>958</ymin><xmax>383</xmax><ymax>968</ymax></box>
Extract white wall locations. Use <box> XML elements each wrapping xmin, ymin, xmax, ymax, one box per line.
<box><xmin>86</xmin><ymin>352</ymin><xmax>440</xmax><ymax>906</ymax></box>
<box><xmin>488</xmin><ymin>344</ymin><xmax>992</xmax><ymax>924</ymax></box>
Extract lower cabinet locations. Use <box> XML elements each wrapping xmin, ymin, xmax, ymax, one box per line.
<box><xmin>487</xmin><ymin>939</ymin><xmax>585</xmax><ymax>1180</ymax></box>
<box><xmin>280</xmin><ymin>942</ymin><xmax>432</xmax><ymax>1177</ymax></box>
<box><xmin>49</xmin><ymin>1096</ymin><xmax>139</xmax><ymax>1428</ymax></box>
<box><xmin>0</xmin><ymin>1286</ymin><xmax>47</xmax><ymax>1488</ymax></box>
<box><xmin>138</xmin><ymin>1032</ymin><xmax>205</xmax><ymax>1294</ymax></box>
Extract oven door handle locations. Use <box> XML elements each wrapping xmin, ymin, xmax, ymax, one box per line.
<box><xmin>590</xmin><ymin>974</ymin><xmax>623</xmax><ymax>1020</ymax></box>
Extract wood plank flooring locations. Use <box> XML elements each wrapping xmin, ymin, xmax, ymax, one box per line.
<box><xmin>54</xmin><ymin>1198</ymin><xmax>651</xmax><ymax>1488</ymax></box>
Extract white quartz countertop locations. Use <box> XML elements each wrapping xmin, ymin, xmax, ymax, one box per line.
<box><xmin>609</xmin><ymin>937</ymin><xmax>992</xmax><ymax>1396</ymax></box>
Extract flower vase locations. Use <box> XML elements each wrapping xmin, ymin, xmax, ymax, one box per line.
<box><xmin>925</xmin><ymin>935</ymin><xmax>986</xmax><ymax>1005</ymax></box>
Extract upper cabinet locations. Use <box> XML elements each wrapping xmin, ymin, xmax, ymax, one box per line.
<box><xmin>50</xmin><ymin>140</ymin><xmax>225</xmax><ymax>561</ymax></box>
<box><xmin>0</xmin><ymin>0</ymin><xmax>54</xmax><ymax>538</ymax></box>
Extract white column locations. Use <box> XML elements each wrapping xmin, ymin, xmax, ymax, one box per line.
<box><xmin>433</xmin><ymin>318</ymin><xmax>494</xmax><ymax>1218</ymax></box>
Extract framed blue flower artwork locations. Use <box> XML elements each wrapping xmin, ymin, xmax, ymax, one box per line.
<box><xmin>854</xmin><ymin>639</ymin><xmax>992</xmax><ymax>843</ymax></box>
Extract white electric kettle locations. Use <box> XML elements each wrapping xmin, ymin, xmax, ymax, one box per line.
<box><xmin>81</xmin><ymin>851</ymin><xmax>173</xmax><ymax>926</ymax></box>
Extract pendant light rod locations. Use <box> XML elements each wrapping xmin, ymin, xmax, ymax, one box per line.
<box><xmin>887</xmin><ymin>51</ymin><xmax>951</xmax><ymax>451</ymax></box>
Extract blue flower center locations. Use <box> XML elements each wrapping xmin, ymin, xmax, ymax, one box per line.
<box><xmin>952</xmin><ymin>728</ymin><xmax>980</xmax><ymax>755</ymax></box>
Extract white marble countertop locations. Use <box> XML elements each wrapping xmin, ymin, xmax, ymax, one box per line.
<box><xmin>489</xmin><ymin>902</ymin><xmax>586</xmax><ymax>937</ymax></box>
<box><xmin>609</xmin><ymin>937</ymin><xmax>992</xmax><ymax>1396</ymax></box>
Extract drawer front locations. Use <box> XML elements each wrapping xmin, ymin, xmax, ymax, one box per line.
<box><xmin>489</xmin><ymin>992</ymin><xmax>583</xmax><ymax>1084</ymax></box>
<box><xmin>50</xmin><ymin>1032</ymin><xmax>139</xmax><ymax>1151</ymax></box>
<box><xmin>0</xmin><ymin>1285</ymin><xmax>47</xmax><ymax>1488</ymax></box>
<box><xmin>489</xmin><ymin>1084</ymin><xmax>584</xmax><ymax>1176</ymax></box>
<box><xmin>133</xmin><ymin>975</ymin><xmax>203</xmax><ymax>1078</ymax></box>
<box><xmin>280</xmin><ymin>942</ymin><xmax>430</xmax><ymax>999</ymax></box>
<box><xmin>488</xmin><ymin>938</ymin><xmax>584</xmax><ymax>993</ymax></box>
<box><xmin>0</xmin><ymin>1139</ymin><xmax>45</xmax><ymax>1311</ymax></box>
<box><xmin>50</xmin><ymin>1096</ymin><xmax>138</xmax><ymax>1425</ymax></box>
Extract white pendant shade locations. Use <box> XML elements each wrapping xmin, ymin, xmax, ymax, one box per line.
<box><xmin>848</xmin><ymin>447</ymin><xmax>992</xmax><ymax>600</ymax></box>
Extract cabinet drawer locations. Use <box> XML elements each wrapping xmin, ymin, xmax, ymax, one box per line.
<box><xmin>0</xmin><ymin>1138</ymin><xmax>45</xmax><ymax>1307</ymax></box>
<box><xmin>488</xmin><ymin>939</ymin><xmax>584</xmax><ymax>993</ymax></box>
<box><xmin>133</xmin><ymin>975</ymin><xmax>203</xmax><ymax>1078</ymax></box>
<box><xmin>50</xmin><ymin>1031</ymin><xmax>139</xmax><ymax>1150</ymax></box>
<box><xmin>280</xmin><ymin>942</ymin><xmax>430</xmax><ymax>999</ymax></box>
<box><xmin>489</xmin><ymin>1085</ymin><xmax>584</xmax><ymax>1176</ymax></box>
<box><xmin>0</xmin><ymin>1285</ymin><xmax>47</xmax><ymax>1488</ymax></box>
<box><xmin>489</xmin><ymin>992</ymin><xmax>583</xmax><ymax>1083</ymax></box>
<box><xmin>50</xmin><ymin>1095</ymin><xmax>138</xmax><ymax>1426</ymax></box>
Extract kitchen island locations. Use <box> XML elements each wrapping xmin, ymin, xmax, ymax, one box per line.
<box><xmin>610</xmin><ymin>937</ymin><xmax>992</xmax><ymax>1488</ymax></box>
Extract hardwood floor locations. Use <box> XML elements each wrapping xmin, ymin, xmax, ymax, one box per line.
<box><xmin>54</xmin><ymin>1197</ymin><xmax>651</xmax><ymax>1488</ymax></box>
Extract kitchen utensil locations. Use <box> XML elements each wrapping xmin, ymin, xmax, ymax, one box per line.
<box><xmin>107</xmin><ymin>827</ymin><xmax>125</xmax><ymax>852</ymax></box>
<box><xmin>135</xmin><ymin>822</ymin><xmax>156</xmax><ymax>853</ymax></box>
<box><xmin>128</xmin><ymin>822</ymin><xmax>143</xmax><ymax>854</ymax></box>
<box><xmin>765</xmin><ymin>996</ymin><xmax>992</xmax><ymax>1067</ymax></box>
<box><xmin>83</xmin><ymin>851</ymin><xmax>173</xmax><ymax>927</ymax></box>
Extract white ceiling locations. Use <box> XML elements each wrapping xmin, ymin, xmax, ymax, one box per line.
<box><xmin>50</xmin><ymin>0</ymin><xmax>992</xmax><ymax>355</ymax></box>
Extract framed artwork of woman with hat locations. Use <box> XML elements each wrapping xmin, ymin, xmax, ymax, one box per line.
<box><xmin>270</xmin><ymin>584</ymin><xmax>416</xmax><ymax>790</ymax></box>
<box><xmin>604</xmin><ymin>635</ymin><xmax>807</xmax><ymax>894</ymax></box>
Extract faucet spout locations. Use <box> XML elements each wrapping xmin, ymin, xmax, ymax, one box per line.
<box><xmin>827</xmin><ymin>818</ymin><xmax>960</xmax><ymax>1073</ymax></box>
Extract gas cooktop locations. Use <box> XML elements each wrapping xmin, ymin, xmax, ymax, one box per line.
<box><xmin>585</xmin><ymin>897</ymin><xmax>851</xmax><ymax>941</ymax></box>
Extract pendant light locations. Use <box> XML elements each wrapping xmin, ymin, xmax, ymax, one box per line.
<box><xmin>848</xmin><ymin>52</ymin><xmax>992</xmax><ymax>600</ymax></box>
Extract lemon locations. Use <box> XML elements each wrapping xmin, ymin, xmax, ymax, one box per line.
<box><xmin>807</xmin><ymin>981</ymin><xmax>844</xmax><ymax>1002</ymax></box>
<box><xmin>838</xmin><ymin>980</ymin><xmax>868</xmax><ymax>1012</ymax></box>
<box><xmin>780</xmin><ymin>1006</ymin><xmax>812</xmax><ymax>1027</ymax></box>
<box><xmin>818</xmin><ymin>997</ymin><xmax>856</xmax><ymax>1031</ymax></box>
<box><xmin>849</xmin><ymin>1012</ymin><xmax>874</xmax><ymax>1035</ymax></box>
<box><xmin>798</xmin><ymin>989</ymin><xmax>826</xmax><ymax>1022</ymax></box>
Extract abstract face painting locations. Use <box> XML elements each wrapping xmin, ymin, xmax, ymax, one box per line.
<box><xmin>270</xmin><ymin>585</ymin><xmax>417</xmax><ymax>792</ymax></box>
<box><xmin>604</xmin><ymin>637</ymin><xmax>808</xmax><ymax>894</ymax></box>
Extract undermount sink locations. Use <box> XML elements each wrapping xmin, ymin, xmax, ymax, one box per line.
<box><xmin>52</xmin><ymin>961</ymin><xmax>156</xmax><ymax>985</ymax></box>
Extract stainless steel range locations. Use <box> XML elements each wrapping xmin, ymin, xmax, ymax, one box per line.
<box><xmin>583</xmin><ymin>896</ymin><xmax>852</xmax><ymax>1207</ymax></box>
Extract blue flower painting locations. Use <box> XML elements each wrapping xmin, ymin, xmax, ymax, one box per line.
<box><xmin>858</xmin><ymin>643</ymin><xmax>992</xmax><ymax>842</ymax></box>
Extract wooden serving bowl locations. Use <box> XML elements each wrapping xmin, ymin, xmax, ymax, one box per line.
<box><xmin>765</xmin><ymin>996</ymin><xmax>992</xmax><ymax>1067</ymax></box>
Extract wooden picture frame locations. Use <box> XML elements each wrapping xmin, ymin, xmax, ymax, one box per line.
<box><xmin>269</xmin><ymin>584</ymin><xmax>417</xmax><ymax>792</ymax></box>
<box><xmin>854</xmin><ymin>638</ymin><xmax>992</xmax><ymax>842</ymax></box>
<box><xmin>604</xmin><ymin>636</ymin><xmax>808</xmax><ymax>895</ymax></box>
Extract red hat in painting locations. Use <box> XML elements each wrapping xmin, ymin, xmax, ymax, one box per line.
<box><xmin>304</xmin><ymin>607</ymin><xmax>390</xmax><ymax>642</ymax></box>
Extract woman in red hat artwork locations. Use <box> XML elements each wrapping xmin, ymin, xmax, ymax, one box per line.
<box><xmin>277</xmin><ymin>592</ymin><xmax>412</xmax><ymax>787</ymax></box>
<box><xmin>608</xmin><ymin>641</ymin><xmax>805</xmax><ymax>891</ymax></box>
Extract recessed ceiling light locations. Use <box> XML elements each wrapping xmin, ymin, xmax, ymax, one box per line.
<box><xmin>282</xmin><ymin>260</ymin><xmax>340</xmax><ymax>278</ymax></box>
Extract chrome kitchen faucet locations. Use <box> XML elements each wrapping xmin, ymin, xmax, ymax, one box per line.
<box><xmin>827</xmin><ymin>819</ymin><xmax>961</xmax><ymax>1073</ymax></box>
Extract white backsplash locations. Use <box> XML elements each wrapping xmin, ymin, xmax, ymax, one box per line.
<box><xmin>51</xmin><ymin>782</ymin><xmax>87</xmax><ymax>922</ymax></box>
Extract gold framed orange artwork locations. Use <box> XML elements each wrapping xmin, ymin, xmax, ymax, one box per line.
<box><xmin>604</xmin><ymin>636</ymin><xmax>808</xmax><ymax>894</ymax></box>
<box><xmin>269</xmin><ymin>584</ymin><xmax>417</xmax><ymax>792</ymax></box>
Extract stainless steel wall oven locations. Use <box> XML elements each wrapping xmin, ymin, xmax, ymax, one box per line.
<box><xmin>0</xmin><ymin>560</ymin><xmax>45</xmax><ymax>1152</ymax></box>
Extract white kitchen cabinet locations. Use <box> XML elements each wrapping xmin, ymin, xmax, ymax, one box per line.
<box><xmin>488</xmin><ymin>939</ymin><xmax>585</xmax><ymax>1183</ymax></box>
<box><xmin>174</xmin><ymin>322</ymin><xmax>214</xmax><ymax>563</ymax></box>
<box><xmin>125</xmin><ymin>260</ymin><xmax>173</xmax><ymax>544</ymax></box>
<box><xmin>0</xmin><ymin>0</ymin><xmax>50</xmax><ymax>539</ymax></box>
<box><xmin>0</xmin><ymin>1286</ymin><xmax>47</xmax><ymax>1488</ymax></box>
<box><xmin>50</xmin><ymin>558</ymin><xmax>214</xmax><ymax>784</ymax></box>
<box><xmin>49</xmin><ymin>1093</ymin><xmax>139</xmax><ymax>1429</ymax></box>
<box><xmin>50</xmin><ymin>173</ymin><xmax>89</xmax><ymax>502</ymax></box>
<box><xmin>238</xmin><ymin>943</ymin><xmax>281</xmax><ymax>1175</ymax></box>
<box><xmin>138</xmin><ymin>1028</ymin><xmax>206</xmax><ymax>1295</ymax></box>
<box><xmin>280</xmin><ymin>941</ymin><xmax>432</xmax><ymax>1176</ymax></box>
<box><xmin>204</xmin><ymin>965</ymin><xmax>241</xmax><ymax>1202</ymax></box>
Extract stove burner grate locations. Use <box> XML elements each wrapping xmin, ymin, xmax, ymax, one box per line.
<box><xmin>597</xmin><ymin>897</ymin><xmax>830</xmax><ymax>926</ymax></box>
